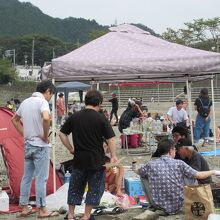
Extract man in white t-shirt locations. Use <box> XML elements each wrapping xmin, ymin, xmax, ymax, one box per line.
<box><xmin>167</xmin><ymin>99</ymin><xmax>188</xmax><ymax>128</ymax></box>
<box><xmin>11</xmin><ymin>81</ymin><xmax>58</xmax><ymax>218</ymax></box>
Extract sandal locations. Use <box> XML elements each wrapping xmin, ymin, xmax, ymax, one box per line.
<box><xmin>37</xmin><ymin>210</ymin><xmax>59</xmax><ymax>218</ymax></box>
<box><xmin>17</xmin><ymin>206</ymin><xmax>35</xmax><ymax>218</ymax></box>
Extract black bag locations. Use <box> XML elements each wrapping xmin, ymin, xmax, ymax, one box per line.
<box><xmin>198</xmin><ymin>98</ymin><xmax>210</xmax><ymax>118</ymax></box>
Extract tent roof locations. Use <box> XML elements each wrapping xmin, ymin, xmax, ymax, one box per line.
<box><xmin>56</xmin><ymin>81</ymin><xmax>90</xmax><ymax>92</ymax></box>
<box><xmin>45</xmin><ymin>24</ymin><xmax>220</xmax><ymax>81</ymax></box>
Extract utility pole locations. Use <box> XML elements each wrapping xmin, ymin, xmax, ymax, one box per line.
<box><xmin>52</xmin><ymin>48</ymin><xmax>55</xmax><ymax>59</ymax></box>
<box><xmin>31</xmin><ymin>38</ymin><xmax>35</xmax><ymax>75</ymax></box>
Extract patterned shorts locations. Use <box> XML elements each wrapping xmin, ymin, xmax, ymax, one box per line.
<box><xmin>67</xmin><ymin>168</ymin><xmax>105</xmax><ymax>206</ymax></box>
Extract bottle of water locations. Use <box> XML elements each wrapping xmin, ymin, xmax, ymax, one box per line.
<box><xmin>64</xmin><ymin>170</ymin><xmax>71</xmax><ymax>183</ymax></box>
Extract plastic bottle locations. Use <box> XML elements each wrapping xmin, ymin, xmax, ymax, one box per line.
<box><xmin>64</xmin><ymin>170</ymin><xmax>71</xmax><ymax>183</ymax></box>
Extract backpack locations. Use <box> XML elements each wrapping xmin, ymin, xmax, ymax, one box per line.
<box><xmin>198</xmin><ymin>98</ymin><xmax>210</xmax><ymax>118</ymax></box>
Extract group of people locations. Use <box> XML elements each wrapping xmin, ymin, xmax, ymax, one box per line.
<box><xmin>12</xmin><ymin>81</ymin><xmax>118</xmax><ymax>219</ymax></box>
<box><xmin>5</xmin><ymin>98</ymin><xmax>21</xmax><ymax>111</ymax></box>
<box><xmin>166</xmin><ymin>88</ymin><xmax>213</xmax><ymax>146</ymax></box>
<box><xmin>11</xmin><ymin>80</ymin><xmax>219</xmax><ymax>219</ymax></box>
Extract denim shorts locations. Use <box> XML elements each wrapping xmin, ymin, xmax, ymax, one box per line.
<box><xmin>67</xmin><ymin>168</ymin><xmax>105</xmax><ymax>206</ymax></box>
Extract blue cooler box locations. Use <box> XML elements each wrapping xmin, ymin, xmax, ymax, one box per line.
<box><xmin>124</xmin><ymin>177</ymin><xmax>145</xmax><ymax>196</ymax></box>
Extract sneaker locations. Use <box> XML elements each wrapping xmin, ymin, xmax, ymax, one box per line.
<box><xmin>202</xmin><ymin>140</ymin><xmax>209</xmax><ymax>147</ymax></box>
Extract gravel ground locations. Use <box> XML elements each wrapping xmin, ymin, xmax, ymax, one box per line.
<box><xmin>1</xmin><ymin>102</ymin><xmax>220</xmax><ymax>219</ymax></box>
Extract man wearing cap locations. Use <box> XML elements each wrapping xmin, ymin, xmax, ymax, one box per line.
<box><xmin>167</xmin><ymin>99</ymin><xmax>188</xmax><ymax>128</ymax></box>
<box><xmin>133</xmin><ymin>139</ymin><xmax>219</xmax><ymax>216</ymax></box>
<box><xmin>108</xmin><ymin>93</ymin><xmax>118</xmax><ymax>125</ymax></box>
<box><xmin>176</xmin><ymin>138</ymin><xmax>212</xmax><ymax>184</ymax></box>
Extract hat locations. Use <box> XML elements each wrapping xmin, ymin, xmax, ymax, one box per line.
<box><xmin>128</xmin><ymin>98</ymin><xmax>136</xmax><ymax>107</ymax></box>
<box><xmin>176</xmin><ymin>138</ymin><xmax>192</xmax><ymax>150</ymax></box>
<box><xmin>176</xmin><ymin>99</ymin><xmax>183</xmax><ymax>105</ymax></box>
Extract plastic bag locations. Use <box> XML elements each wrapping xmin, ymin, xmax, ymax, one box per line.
<box><xmin>115</xmin><ymin>194</ymin><xmax>130</xmax><ymax>209</ymax></box>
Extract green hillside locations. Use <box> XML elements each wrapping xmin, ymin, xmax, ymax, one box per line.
<box><xmin>0</xmin><ymin>0</ymin><xmax>107</xmax><ymax>44</ymax></box>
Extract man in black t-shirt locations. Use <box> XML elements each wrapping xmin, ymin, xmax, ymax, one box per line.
<box><xmin>59</xmin><ymin>90</ymin><xmax>118</xmax><ymax>220</ymax></box>
<box><xmin>109</xmin><ymin>93</ymin><xmax>119</xmax><ymax>125</ymax></box>
<box><xmin>176</xmin><ymin>138</ymin><xmax>212</xmax><ymax>184</ymax></box>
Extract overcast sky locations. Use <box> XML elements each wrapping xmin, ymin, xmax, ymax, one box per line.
<box><xmin>19</xmin><ymin>0</ymin><xmax>220</xmax><ymax>34</ymax></box>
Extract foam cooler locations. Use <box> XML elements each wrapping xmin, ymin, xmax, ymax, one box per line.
<box><xmin>124</xmin><ymin>177</ymin><xmax>145</xmax><ymax>196</ymax></box>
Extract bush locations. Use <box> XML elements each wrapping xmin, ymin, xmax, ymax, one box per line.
<box><xmin>0</xmin><ymin>59</ymin><xmax>17</xmax><ymax>84</ymax></box>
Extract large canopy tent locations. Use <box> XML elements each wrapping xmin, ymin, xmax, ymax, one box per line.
<box><xmin>43</xmin><ymin>24</ymin><xmax>220</xmax><ymax>81</ymax></box>
<box><xmin>56</xmin><ymin>81</ymin><xmax>90</xmax><ymax>112</ymax></box>
<box><xmin>43</xmin><ymin>24</ymin><xmax>220</xmax><ymax>192</ymax></box>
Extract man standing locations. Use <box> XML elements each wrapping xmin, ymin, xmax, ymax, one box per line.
<box><xmin>167</xmin><ymin>99</ymin><xmax>188</xmax><ymax>128</ymax></box>
<box><xmin>11</xmin><ymin>81</ymin><xmax>58</xmax><ymax>218</ymax></box>
<box><xmin>108</xmin><ymin>92</ymin><xmax>118</xmax><ymax>125</ymax></box>
<box><xmin>59</xmin><ymin>90</ymin><xmax>118</xmax><ymax>220</ymax></box>
<box><xmin>134</xmin><ymin>139</ymin><xmax>219</xmax><ymax>215</ymax></box>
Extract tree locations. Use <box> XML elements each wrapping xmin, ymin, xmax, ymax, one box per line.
<box><xmin>0</xmin><ymin>59</ymin><xmax>17</xmax><ymax>84</ymax></box>
<box><xmin>162</xmin><ymin>17</ymin><xmax>220</xmax><ymax>51</ymax></box>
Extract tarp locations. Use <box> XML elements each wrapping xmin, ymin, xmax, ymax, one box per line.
<box><xmin>0</xmin><ymin>107</ymin><xmax>62</xmax><ymax>200</ymax></box>
<box><xmin>56</xmin><ymin>81</ymin><xmax>90</xmax><ymax>112</ymax></box>
<box><xmin>43</xmin><ymin>24</ymin><xmax>220</xmax><ymax>82</ymax></box>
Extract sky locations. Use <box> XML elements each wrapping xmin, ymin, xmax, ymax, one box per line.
<box><xmin>19</xmin><ymin>0</ymin><xmax>220</xmax><ymax>34</ymax></box>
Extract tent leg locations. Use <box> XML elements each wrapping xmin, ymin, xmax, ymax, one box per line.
<box><xmin>96</xmin><ymin>82</ymin><xmax>100</xmax><ymax>91</ymax></box>
<box><xmin>172</xmin><ymin>83</ymin><xmax>175</xmax><ymax>106</ymax></box>
<box><xmin>157</xmin><ymin>83</ymin><xmax>160</xmax><ymax>112</ymax></box>
<box><xmin>186</xmin><ymin>78</ymin><xmax>194</xmax><ymax>144</ymax></box>
<box><xmin>211</xmin><ymin>76</ymin><xmax>217</xmax><ymax>156</ymax></box>
<box><xmin>118</xmin><ymin>85</ymin><xmax>121</xmax><ymax>109</ymax></box>
<box><xmin>52</xmin><ymin>79</ymin><xmax>56</xmax><ymax>193</ymax></box>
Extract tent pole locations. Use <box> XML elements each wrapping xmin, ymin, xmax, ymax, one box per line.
<box><xmin>186</xmin><ymin>77</ymin><xmax>194</xmax><ymax>144</ymax></box>
<box><xmin>157</xmin><ymin>83</ymin><xmax>160</xmax><ymax>112</ymax></box>
<box><xmin>52</xmin><ymin>78</ymin><xmax>56</xmax><ymax>193</ymax></box>
<box><xmin>172</xmin><ymin>83</ymin><xmax>175</xmax><ymax>106</ymax></box>
<box><xmin>211</xmin><ymin>76</ymin><xmax>217</xmax><ymax>156</ymax></box>
<box><xmin>96</xmin><ymin>82</ymin><xmax>100</xmax><ymax>91</ymax></box>
<box><xmin>118</xmin><ymin>85</ymin><xmax>121</xmax><ymax>109</ymax></box>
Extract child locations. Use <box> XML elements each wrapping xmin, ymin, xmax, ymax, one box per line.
<box><xmin>105</xmin><ymin>156</ymin><xmax>124</xmax><ymax>197</ymax></box>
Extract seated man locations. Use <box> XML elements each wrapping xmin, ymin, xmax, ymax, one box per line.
<box><xmin>176</xmin><ymin>138</ymin><xmax>212</xmax><ymax>184</ymax></box>
<box><xmin>105</xmin><ymin>156</ymin><xmax>124</xmax><ymax>197</ymax></box>
<box><xmin>133</xmin><ymin>139</ymin><xmax>219</xmax><ymax>215</ymax></box>
<box><xmin>172</xmin><ymin>126</ymin><xmax>189</xmax><ymax>143</ymax></box>
<box><xmin>153</xmin><ymin>125</ymin><xmax>189</xmax><ymax>158</ymax></box>
<box><xmin>167</xmin><ymin>99</ymin><xmax>188</xmax><ymax>128</ymax></box>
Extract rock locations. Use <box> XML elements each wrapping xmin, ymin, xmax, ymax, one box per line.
<box><xmin>132</xmin><ymin>210</ymin><xmax>159</xmax><ymax>220</ymax></box>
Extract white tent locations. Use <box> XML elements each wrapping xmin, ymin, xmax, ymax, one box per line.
<box><xmin>43</xmin><ymin>24</ymin><xmax>220</xmax><ymax>192</ymax></box>
<box><xmin>43</xmin><ymin>24</ymin><xmax>220</xmax><ymax>81</ymax></box>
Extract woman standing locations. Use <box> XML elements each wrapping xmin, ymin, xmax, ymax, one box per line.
<box><xmin>56</xmin><ymin>93</ymin><xmax>65</xmax><ymax>125</ymax></box>
<box><xmin>194</xmin><ymin>88</ymin><xmax>212</xmax><ymax>147</ymax></box>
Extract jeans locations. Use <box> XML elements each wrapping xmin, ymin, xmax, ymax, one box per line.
<box><xmin>194</xmin><ymin>114</ymin><xmax>211</xmax><ymax>141</ymax></box>
<box><xmin>19</xmin><ymin>142</ymin><xmax>50</xmax><ymax>208</ymax></box>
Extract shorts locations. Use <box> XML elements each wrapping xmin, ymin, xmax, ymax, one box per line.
<box><xmin>67</xmin><ymin>168</ymin><xmax>105</xmax><ymax>206</ymax></box>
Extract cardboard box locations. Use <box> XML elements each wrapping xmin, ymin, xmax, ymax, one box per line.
<box><xmin>125</xmin><ymin>177</ymin><xmax>145</xmax><ymax>196</ymax></box>
<box><xmin>0</xmin><ymin>191</ymin><xmax>9</xmax><ymax>212</ymax></box>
